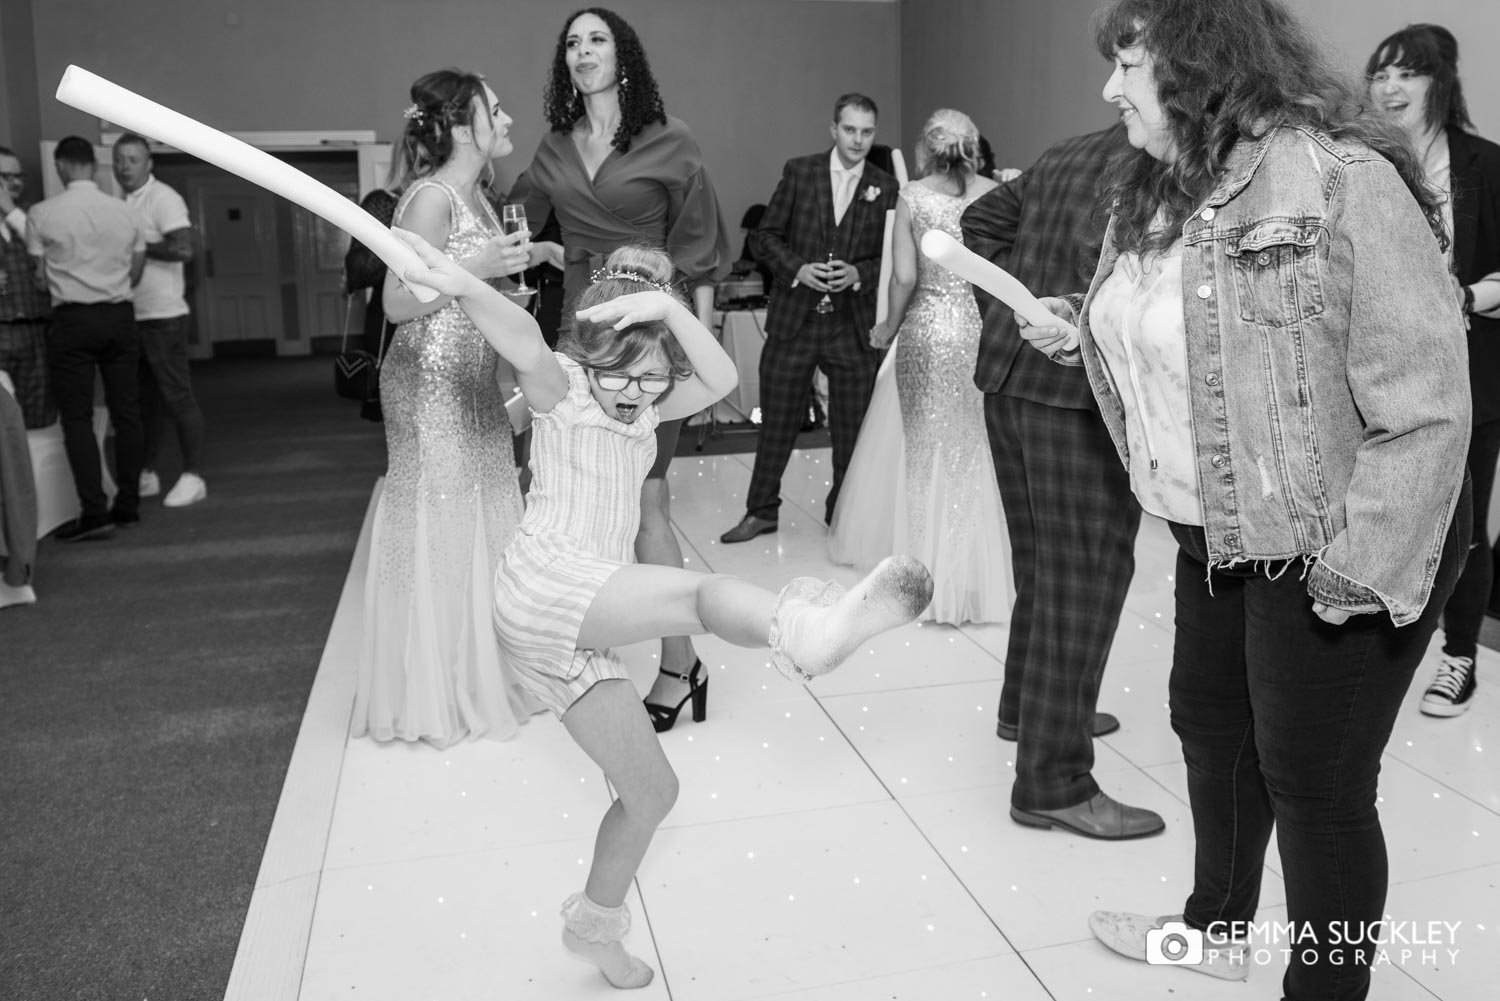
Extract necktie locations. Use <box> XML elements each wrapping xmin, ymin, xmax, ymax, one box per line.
<box><xmin>833</xmin><ymin>170</ymin><xmax>856</xmax><ymax>225</ymax></box>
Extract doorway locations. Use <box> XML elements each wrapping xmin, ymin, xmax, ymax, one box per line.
<box><xmin>154</xmin><ymin>152</ymin><xmax>359</xmax><ymax>358</ymax></box>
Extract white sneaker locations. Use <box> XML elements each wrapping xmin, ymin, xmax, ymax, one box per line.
<box><xmin>139</xmin><ymin>469</ymin><xmax>161</xmax><ymax>497</ymax></box>
<box><xmin>1089</xmin><ymin>911</ymin><xmax>1249</xmax><ymax>981</ymax></box>
<box><xmin>163</xmin><ymin>472</ymin><xmax>207</xmax><ymax>508</ymax></box>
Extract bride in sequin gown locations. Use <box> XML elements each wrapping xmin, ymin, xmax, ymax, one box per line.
<box><xmin>830</xmin><ymin>110</ymin><xmax>1014</xmax><ymax>624</ymax></box>
<box><xmin>354</xmin><ymin>70</ymin><xmax>539</xmax><ymax>746</ymax></box>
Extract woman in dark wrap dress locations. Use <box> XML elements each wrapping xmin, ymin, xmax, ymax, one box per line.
<box><xmin>518</xmin><ymin>7</ymin><xmax>731</xmax><ymax>730</ymax></box>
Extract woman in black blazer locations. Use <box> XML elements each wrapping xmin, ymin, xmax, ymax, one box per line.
<box><xmin>1368</xmin><ymin>23</ymin><xmax>1500</xmax><ymax>717</ymax></box>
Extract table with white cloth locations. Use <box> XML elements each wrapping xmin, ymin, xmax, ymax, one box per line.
<box><xmin>712</xmin><ymin>308</ymin><xmax>767</xmax><ymax>422</ymax></box>
<box><xmin>27</xmin><ymin>410</ymin><xmax>117</xmax><ymax>537</ymax></box>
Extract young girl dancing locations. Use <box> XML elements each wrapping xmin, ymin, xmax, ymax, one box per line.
<box><xmin>395</xmin><ymin>230</ymin><xmax>934</xmax><ymax>990</ymax></box>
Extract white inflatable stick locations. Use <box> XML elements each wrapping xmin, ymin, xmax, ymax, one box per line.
<box><xmin>918</xmin><ymin>229</ymin><xmax>1077</xmax><ymax>334</ymax></box>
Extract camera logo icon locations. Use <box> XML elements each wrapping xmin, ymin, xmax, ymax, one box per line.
<box><xmin>1146</xmin><ymin>921</ymin><xmax>1204</xmax><ymax>965</ymax></box>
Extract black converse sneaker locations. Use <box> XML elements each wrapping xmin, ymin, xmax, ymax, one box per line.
<box><xmin>1420</xmin><ymin>654</ymin><xmax>1476</xmax><ymax>717</ymax></box>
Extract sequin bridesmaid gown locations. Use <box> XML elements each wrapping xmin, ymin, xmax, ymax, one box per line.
<box><xmin>354</xmin><ymin>178</ymin><xmax>536</xmax><ymax>746</ymax></box>
<box><xmin>830</xmin><ymin>181</ymin><xmax>1013</xmax><ymax>624</ymax></box>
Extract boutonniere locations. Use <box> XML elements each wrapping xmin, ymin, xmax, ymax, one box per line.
<box><xmin>861</xmin><ymin>185</ymin><xmax>881</xmax><ymax>202</ymax></box>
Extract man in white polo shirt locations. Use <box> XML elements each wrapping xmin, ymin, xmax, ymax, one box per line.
<box><xmin>27</xmin><ymin>135</ymin><xmax>145</xmax><ymax>541</ymax></box>
<box><xmin>112</xmin><ymin>132</ymin><xmax>206</xmax><ymax>508</ymax></box>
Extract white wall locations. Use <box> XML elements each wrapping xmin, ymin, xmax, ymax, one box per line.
<box><xmin>27</xmin><ymin>0</ymin><xmax>902</xmax><ymax>236</ymax></box>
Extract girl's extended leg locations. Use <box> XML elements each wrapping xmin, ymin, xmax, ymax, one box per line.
<box><xmin>560</xmin><ymin>678</ymin><xmax>678</xmax><ymax>989</ymax></box>
<box><xmin>576</xmin><ymin>565</ymin><xmax>775</xmax><ymax>651</ymax></box>
<box><xmin>577</xmin><ymin>557</ymin><xmax>934</xmax><ymax>678</ymax></box>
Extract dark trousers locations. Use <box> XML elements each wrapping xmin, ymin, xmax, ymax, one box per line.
<box><xmin>138</xmin><ymin>316</ymin><xmax>206</xmax><ymax>473</ymax></box>
<box><xmin>986</xmin><ymin>394</ymin><xmax>1141</xmax><ymax>809</ymax></box>
<box><xmin>1168</xmin><ymin>484</ymin><xmax>1466</xmax><ymax>1001</ymax></box>
<box><xmin>47</xmin><ymin>302</ymin><xmax>143</xmax><ymax>519</ymax></box>
<box><xmin>1441</xmin><ymin>418</ymin><xmax>1500</xmax><ymax>659</ymax></box>
<box><xmin>745</xmin><ymin>308</ymin><xmax>879</xmax><ymax>523</ymax></box>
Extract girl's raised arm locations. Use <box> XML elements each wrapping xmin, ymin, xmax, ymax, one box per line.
<box><xmin>394</xmin><ymin>227</ymin><xmax>568</xmax><ymax>412</ymax></box>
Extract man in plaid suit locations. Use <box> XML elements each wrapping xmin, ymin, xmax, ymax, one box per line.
<box><xmin>961</xmin><ymin>125</ymin><xmax>1163</xmax><ymax>840</ymax></box>
<box><xmin>0</xmin><ymin>146</ymin><xmax>53</xmax><ymax>429</ymax></box>
<box><xmin>721</xmin><ymin>94</ymin><xmax>898</xmax><ymax>543</ymax></box>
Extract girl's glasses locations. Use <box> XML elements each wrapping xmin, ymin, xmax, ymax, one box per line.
<box><xmin>593</xmin><ymin>371</ymin><xmax>672</xmax><ymax>394</ymax></box>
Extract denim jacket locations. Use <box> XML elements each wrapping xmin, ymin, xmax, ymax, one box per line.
<box><xmin>1073</xmin><ymin>126</ymin><xmax>1470</xmax><ymax>626</ymax></box>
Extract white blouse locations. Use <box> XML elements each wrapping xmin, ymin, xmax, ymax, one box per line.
<box><xmin>1088</xmin><ymin>237</ymin><xmax>1202</xmax><ymax>525</ymax></box>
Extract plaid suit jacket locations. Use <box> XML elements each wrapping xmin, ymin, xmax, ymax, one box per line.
<box><xmin>750</xmin><ymin>152</ymin><xmax>898</xmax><ymax>342</ymax></box>
<box><xmin>962</xmin><ymin>125</ymin><xmax>1127</xmax><ymax>409</ymax></box>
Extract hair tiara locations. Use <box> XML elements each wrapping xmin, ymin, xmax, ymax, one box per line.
<box><xmin>588</xmin><ymin>267</ymin><xmax>674</xmax><ymax>294</ymax></box>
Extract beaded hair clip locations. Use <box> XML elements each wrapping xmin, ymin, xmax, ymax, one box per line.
<box><xmin>402</xmin><ymin>103</ymin><xmax>426</xmax><ymax>122</ymax></box>
<box><xmin>588</xmin><ymin>268</ymin><xmax>674</xmax><ymax>294</ymax></box>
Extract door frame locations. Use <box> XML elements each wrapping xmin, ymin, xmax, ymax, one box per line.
<box><xmin>37</xmin><ymin>133</ymin><xmax>392</xmax><ymax>358</ymax></box>
<box><xmin>38</xmin><ymin>132</ymin><xmax>382</xmax><ymax>197</ymax></box>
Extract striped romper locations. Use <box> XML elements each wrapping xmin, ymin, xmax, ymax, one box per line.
<box><xmin>493</xmin><ymin>353</ymin><xmax>661</xmax><ymax>716</ymax></box>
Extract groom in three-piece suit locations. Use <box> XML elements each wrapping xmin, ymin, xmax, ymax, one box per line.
<box><xmin>722</xmin><ymin>93</ymin><xmax>898</xmax><ymax>543</ymax></box>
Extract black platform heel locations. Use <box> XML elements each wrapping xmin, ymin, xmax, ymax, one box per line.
<box><xmin>644</xmin><ymin>659</ymin><xmax>707</xmax><ymax>733</ymax></box>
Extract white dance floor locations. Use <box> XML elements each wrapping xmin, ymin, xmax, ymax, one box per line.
<box><xmin>227</xmin><ymin>446</ymin><xmax>1500</xmax><ymax>1001</ymax></box>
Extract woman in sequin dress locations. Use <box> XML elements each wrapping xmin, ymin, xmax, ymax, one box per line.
<box><xmin>352</xmin><ymin>70</ymin><xmax>538</xmax><ymax>748</ymax></box>
<box><xmin>833</xmin><ymin>109</ymin><xmax>1014</xmax><ymax>624</ymax></box>
<box><xmin>393</xmin><ymin>236</ymin><xmax>933</xmax><ymax>990</ymax></box>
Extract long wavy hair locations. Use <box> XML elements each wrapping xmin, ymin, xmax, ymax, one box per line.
<box><xmin>542</xmin><ymin>8</ymin><xmax>667</xmax><ymax>154</ymax></box>
<box><xmin>1365</xmin><ymin>24</ymin><xmax>1473</xmax><ymax>134</ymax></box>
<box><xmin>1093</xmin><ymin>0</ymin><xmax>1442</xmax><ymax>256</ymax></box>
<box><xmin>562</xmin><ymin>245</ymin><xmax>693</xmax><ymax>400</ymax></box>
<box><xmin>396</xmin><ymin>69</ymin><xmax>491</xmax><ymax>188</ymax></box>
<box><xmin>914</xmin><ymin>109</ymin><xmax>982</xmax><ymax>197</ymax></box>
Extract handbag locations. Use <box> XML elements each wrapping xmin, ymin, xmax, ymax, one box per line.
<box><xmin>334</xmin><ymin>292</ymin><xmax>386</xmax><ymax>409</ymax></box>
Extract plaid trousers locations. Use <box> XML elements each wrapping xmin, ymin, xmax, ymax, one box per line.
<box><xmin>0</xmin><ymin>319</ymin><xmax>54</xmax><ymax>429</ymax></box>
<box><xmin>988</xmin><ymin>394</ymin><xmax>1141</xmax><ymax>811</ymax></box>
<box><xmin>745</xmin><ymin>307</ymin><xmax>879</xmax><ymax>522</ymax></box>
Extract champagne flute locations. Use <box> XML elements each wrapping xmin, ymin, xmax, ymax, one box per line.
<box><xmin>501</xmin><ymin>203</ymin><xmax>533</xmax><ymax>297</ymax></box>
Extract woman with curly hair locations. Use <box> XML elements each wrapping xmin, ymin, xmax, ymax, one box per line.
<box><xmin>1366</xmin><ymin>24</ymin><xmax>1500</xmax><ymax>719</ymax></box>
<box><xmin>516</xmin><ymin>7</ymin><xmax>731</xmax><ymax>735</ymax></box>
<box><xmin>1014</xmin><ymin>0</ymin><xmax>1470</xmax><ymax>995</ymax></box>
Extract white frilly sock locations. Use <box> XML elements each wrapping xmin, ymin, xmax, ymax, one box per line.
<box><xmin>560</xmin><ymin>891</ymin><xmax>654</xmax><ymax>990</ymax></box>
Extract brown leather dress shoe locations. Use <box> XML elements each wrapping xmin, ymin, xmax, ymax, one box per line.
<box><xmin>1010</xmin><ymin>791</ymin><xmax>1165</xmax><ymax>840</ymax></box>
<box><xmin>720</xmin><ymin>514</ymin><xmax>778</xmax><ymax>544</ymax></box>
<box><xmin>996</xmin><ymin>711</ymin><xmax>1121</xmax><ymax>742</ymax></box>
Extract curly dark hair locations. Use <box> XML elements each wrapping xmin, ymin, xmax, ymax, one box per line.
<box><xmin>1365</xmin><ymin>24</ymin><xmax>1474</xmax><ymax>134</ymax></box>
<box><xmin>397</xmin><ymin>69</ymin><xmax>490</xmax><ymax>186</ymax></box>
<box><xmin>542</xmin><ymin>8</ymin><xmax>667</xmax><ymax>154</ymax></box>
<box><xmin>1093</xmin><ymin>0</ymin><xmax>1442</xmax><ymax>256</ymax></box>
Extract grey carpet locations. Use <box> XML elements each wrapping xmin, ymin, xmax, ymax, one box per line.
<box><xmin>0</xmin><ymin>357</ymin><xmax>386</xmax><ymax>1001</ymax></box>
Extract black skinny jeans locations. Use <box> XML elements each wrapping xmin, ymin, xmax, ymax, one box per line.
<box><xmin>1441</xmin><ymin>419</ymin><xmax>1500</xmax><ymax>660</ymax></box>
<box><xmin>1167</xmin><ymin>482</ymin><xmax>1467</xmax><ymax>1001</ymax></box>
